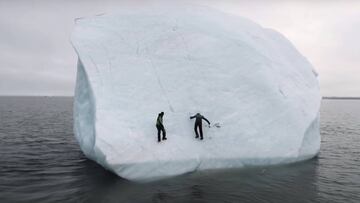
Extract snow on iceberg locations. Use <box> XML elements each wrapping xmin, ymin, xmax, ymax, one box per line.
<box><xmin>71</xmin><ymin>6</ymin><xmax>321</xmax><ymax>181</ymax></box>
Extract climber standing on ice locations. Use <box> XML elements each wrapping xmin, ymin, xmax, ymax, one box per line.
<box><xmin>156</xmin><ymin>112</ymin><xmax>167</xmax><ymax>142</ymax></box>
<box><xmin>190</xmin><ymin>113</ymin><xmax>211</xmax><ymax>140</ymax></box>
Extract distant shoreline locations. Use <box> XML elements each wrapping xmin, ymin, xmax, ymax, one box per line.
<box><xmin>0</xmin><ymin>95</ymin><xmax>73</xmax><ymax>98</ymax></box>
<box><xmin>0</xmin><ymin>96</ymin><xmax>360</xmax><ymax>100</ymax></box>
<box><xmin>322</xmin><ymin>97</ymin><xmax>360</xmax><ymax>100</ymax></box>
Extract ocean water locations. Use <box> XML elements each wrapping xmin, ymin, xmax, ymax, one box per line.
<box><xmin>0</xmin><ymin>97</ymin><xmax>359</xmax><ymax>203</ymax></box>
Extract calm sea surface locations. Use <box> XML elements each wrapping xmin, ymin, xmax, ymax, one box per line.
<box><xmin>0</xmin><ymin>97</ymin><xmax>359</xmax><ymax>202</ymax></box>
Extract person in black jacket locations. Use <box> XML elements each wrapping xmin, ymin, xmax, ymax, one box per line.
<box><xmin>190</xmin><ymin>113</ymin><xmax>210</xmax><ymax>140</ymax></box>
<box><xmin>156</xmin><ymin>112</ymin><xmax>167</xmax><ymax>142</ymax></box>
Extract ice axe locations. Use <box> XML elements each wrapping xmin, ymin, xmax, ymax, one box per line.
<box><xmin>206</xmin><ymin>122</ymin><xmax>221</xmax><ymax>128</ymax></box>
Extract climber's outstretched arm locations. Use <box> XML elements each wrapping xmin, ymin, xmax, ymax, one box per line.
<box><xmin>202</xmin><ymin>117</ymin><xmax>210</xmax><ymax>125</ymax></box>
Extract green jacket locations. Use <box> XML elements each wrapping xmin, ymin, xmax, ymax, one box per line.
<box><xmin>156</xmin><ymin>115</ymin><xmax>163</xmax><ymax>126</ymax></box>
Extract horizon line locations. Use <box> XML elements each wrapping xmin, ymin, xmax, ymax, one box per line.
<box><xmin>0</xmin><ymin>95</ymin><xmax>359</xmax><ymax>99</ymax></box>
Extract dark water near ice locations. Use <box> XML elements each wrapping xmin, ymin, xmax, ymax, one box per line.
<box><xmin>0</xmin><ymin>97</ymin><xmax>359</xmax><ymax>203</ymax></box>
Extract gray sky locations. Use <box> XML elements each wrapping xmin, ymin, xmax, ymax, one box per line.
<box><xmin>1</xmin><ymin>0</ymin><xmax>359</xmax><ymax>96</ymax></box>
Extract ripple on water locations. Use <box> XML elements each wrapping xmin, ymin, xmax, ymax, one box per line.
<box><xmin>0</xmin><ymin>97</ymin><xmax>360</xmax><ymax>202</ymax></box>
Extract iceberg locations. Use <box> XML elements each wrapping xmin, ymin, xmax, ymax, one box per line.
<box><xmin>71</xmin><ymin>6</ymin><xmax>321</xmax><ymax>181</ymax></box>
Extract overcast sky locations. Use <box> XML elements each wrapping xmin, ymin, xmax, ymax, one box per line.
<box><xmin>1</xmin><ymin>0</ymin><xmax>359</xmax><ymax>96</ymax></box>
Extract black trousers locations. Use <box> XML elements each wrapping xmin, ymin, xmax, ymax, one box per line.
<box><xmin>156</xmin><ymin>125</ymin><xmax>166</xmax><ymax>141</ymax></box>
<box><xmin>194</xmin><ymin>123</ymin><xmax>203</xmax><ymax>139</ymax></box>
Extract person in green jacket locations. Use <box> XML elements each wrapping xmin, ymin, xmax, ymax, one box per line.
<box><xmin>156</xmin><ymin>112</ymin><xmax>167</xmax><ymax>142</ymax></box>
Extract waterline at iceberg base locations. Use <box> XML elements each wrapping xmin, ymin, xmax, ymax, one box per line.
<box><xmin>71</xmin><ymin>6</ymin><xmax>321</xmax><ymax>182</ymax></box>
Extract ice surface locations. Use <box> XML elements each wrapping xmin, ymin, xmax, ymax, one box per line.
<box><xmin>71</xmin><ymin>6</ymin><xmax>321</xmax><ymax>181</ymax></box>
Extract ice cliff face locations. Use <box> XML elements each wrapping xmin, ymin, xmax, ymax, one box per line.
<box><xmin>71</xmin><ymin>6</ymin><xmax>321</xmax><ymax>181</ymax></box>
